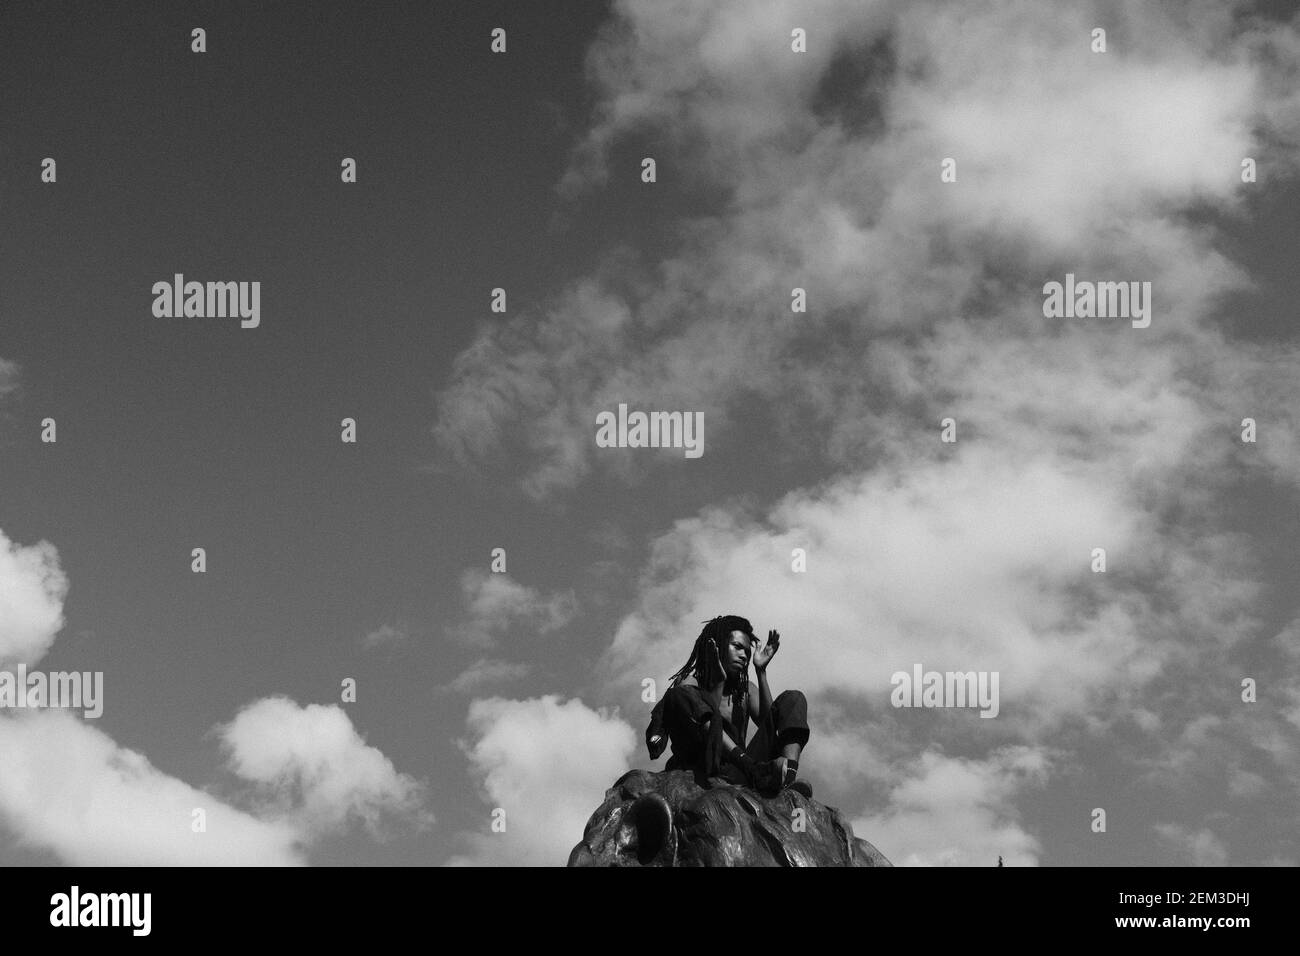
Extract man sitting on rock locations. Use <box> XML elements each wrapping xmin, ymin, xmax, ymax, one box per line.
<box><xmin>645</xmin><ymin>615</ymin><xmax>812</xmax><ymax>798</ymax></box>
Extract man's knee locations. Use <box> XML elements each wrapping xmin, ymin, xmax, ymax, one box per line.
<box><xmin>774</xmin><ymin>689</ymin><xmax>808</xmax><ymax>720</ymax></box>
<box><xmin>773</xmin><ymin>689</ymin><xmax>809</xmax><ymax>745</ymax></box>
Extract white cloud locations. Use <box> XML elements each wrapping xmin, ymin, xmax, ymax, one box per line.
<box><xmin>448</xmin><ymin>695</ymin><xmax>637</xmax><ymax>866</ymax></box>
<box><xmin>0</xmin><ymin>710</ymin><xmax>303</xmax><ymax>865</ymax></box>
<box><xmin>0</xmin><ymin>695</ymin><xmax>431</xmax><ymax>864</ymax></box>
<box><xmin>800</xmin><ymin>711</ymin><xmax>893</xmax><ymax>796</ymax></box>
<box><xmin>0</xmin><ymin>532</ymin><xmax>429</xmax><ymax>862</ymax></box>
<box><xmin>0</xmin><ymin>536</ymin><xmax>295</xmax><ymax>864</ymax></box>
<box><xmin>598</xmin><ymin>443</ymin><xmax>1177</xmax><ymax>735</ymax></box>
<box><xmin>435</xmin><ymin>0</ymin><xmax>1300</xmax><ymax>496</ymax></box>
<box><xmin>853</xmin><ymin>747</ymin><xmax>1049</xmax><ymax>866</ymax></box>
<box><xmin>217</xmin><ymin>696</ymin><xmax>431</xmax><ymax>837</ymax></box>
<box><xmin>0</xmin><ymin>529</ymin><xmax>68</xmax><ymax>668</ymax></box>
<box><xmin>439</xmin><ymin>658</ymin><xmax>533</xmax><ymax>695</ymax></box>
<box><xmin>451</xmin><ymin>568</ymin><xmax>578</xmax><ymax>647</ymax></box>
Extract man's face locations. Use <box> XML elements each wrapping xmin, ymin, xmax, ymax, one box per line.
<box><xmin>721</xmin><ymin>630</ymin><xmax>753</xmax><ymax>679</ymax></box>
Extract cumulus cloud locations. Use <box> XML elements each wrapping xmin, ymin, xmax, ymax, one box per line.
<box><xmin>450</xmin><ymin>568</ymin><xmax>578</xmax><ymax>647</ymax></box>
<box><xmin>0</xmin><ymin>529</ymin><xmax>68</xmax><ymax>668</ymax></box>
<box><xmin>448</xmin><ymin>695</ymin><xmax>637</xmax><ymax>866</ymax></box>
<box><xmin>0</xmin><ymin>531</ymin><xmax>428</xmax><ymax>863</ymax></box>
<box><xmin>0</xmin><ymin>710</ymin><xmax>304</xmax><ymax>865</ymax></box>
<box><xmin>598</xmin><ymin>442</ymin><xmax>1241</xmax><ymax>738</ymax></box>
<box><xmin>1</xmin><ymin>530</ymin><xmax>293</xmax><ymax>865</ymax></box>
<box><xmin>0</xmin><ymin>693</ymin><xmax>436</xmax><ymax>864</ymax></box>
<box><xmin>854</xmin><ymin>747</ymin><xmax>1049</xmax><ymax>866</ymax></box>
<box><xmin>217</xmin><ymin>696</ymin><xmax>431</xmax><ymax>837</ymax></box>
<box><xmin>0</xmin><ymin>695</ymin><xmax>431</xmax><ymax>864</ymax></box>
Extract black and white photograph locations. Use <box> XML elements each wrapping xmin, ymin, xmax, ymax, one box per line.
<box><xmin>1</xmin><ymin>0</ymin><xmax>1296</xmax><ymax>936</ymax></box>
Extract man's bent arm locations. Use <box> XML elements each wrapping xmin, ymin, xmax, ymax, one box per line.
<box><xmin>754</xmin><ymin>668</ymin><xmax>773</xmax><ymax>728</ymax></box>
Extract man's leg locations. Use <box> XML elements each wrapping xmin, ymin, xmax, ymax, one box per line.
<box><xmin>770</xmin><ymin>690</ymin><xmax>809</xmax><ymax>789</ymax></box>
<box><xmin>741</xmin><ymin>690</ymin><xmax>810</xmax><ymax>793</ymax></box>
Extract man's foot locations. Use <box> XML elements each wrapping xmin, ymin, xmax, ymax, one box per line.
<box><xmin>732</xmin><ymin>752</ymin><xmax>784</xmax><ymax>795</ymax></box>
<box><xmin>776</xmin><ymin>757</ymin><xmax>812</xmax><ymax>798</ymax></box>
<box><xmin>779</xmin><ymin>757</ymin><xmax>798</xmax><ymax>787</ymax></box>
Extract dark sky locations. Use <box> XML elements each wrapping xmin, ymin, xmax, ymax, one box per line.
<box><xmin>0</xmin><ymin>0</ymin><xmax>631</xmax><ymax>865</ymax></box>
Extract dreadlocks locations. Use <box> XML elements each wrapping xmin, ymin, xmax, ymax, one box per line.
<box><xmin>666</xmin><ymin>614</ymin><xmax>754</xmax><ymax>722</ymax></box>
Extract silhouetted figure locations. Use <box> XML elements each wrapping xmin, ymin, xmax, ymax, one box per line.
<box><xmin>646</xmin><ymin>615</ymin><xmax>811</xmax><ymax>797</ymax></box>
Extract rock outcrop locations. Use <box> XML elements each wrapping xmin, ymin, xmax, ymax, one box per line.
<box><xmin>567</xmin><ymin>768</ymin><xmax>891</xmax><ymax>867</ymax></box>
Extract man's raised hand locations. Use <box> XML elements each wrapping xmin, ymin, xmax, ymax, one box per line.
<box><xmin>710</xmin><ymin>638</ymin><xmax>726</xmax><ymax>680</ymax></box>
<box><xmin>754</xmin><ymin>629</ymin><xmax>780</xmax><ymax>671</ymax></box>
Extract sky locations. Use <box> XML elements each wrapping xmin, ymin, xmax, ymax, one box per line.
<box><xmin>1</xmin><ymin>0</ymin><xmax>1299</xmax><ymax>867</ymax></box>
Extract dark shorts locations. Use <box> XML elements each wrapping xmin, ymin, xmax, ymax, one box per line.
<box><xmin>744</xmin><ymin>688</ymin><xmax>809</xmax><ymax>761</ymax></box>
